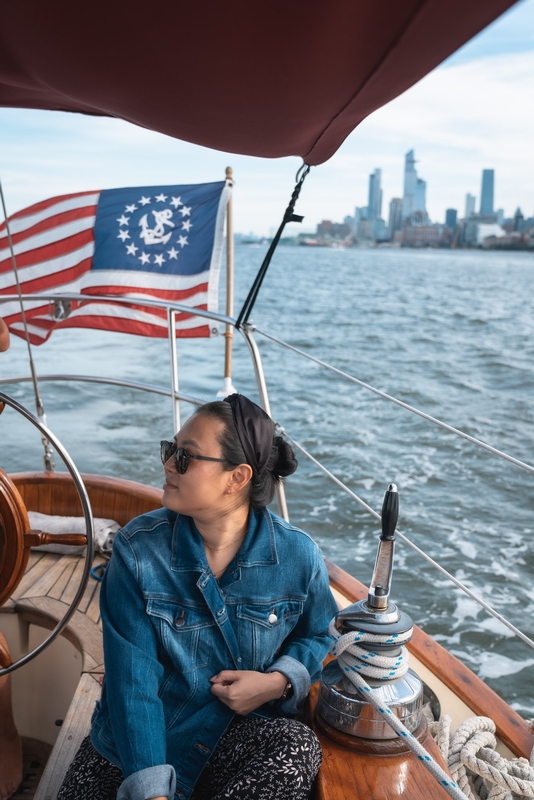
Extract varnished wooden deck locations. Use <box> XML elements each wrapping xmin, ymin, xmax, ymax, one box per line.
<box><xmin>8</xmin><ymin>549</ymin><xmax>107</xmax><ymax>674</ymax></box>
<box><xmin>1</xmin><ymin>547</ymin><xmax>107</xmax><ymax>800</ymax></box>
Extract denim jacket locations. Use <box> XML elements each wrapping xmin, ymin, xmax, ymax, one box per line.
<box><xmin>90</xmin><ymin>506</ymin><xmax>337</xmax><ymax>800</ymax></box>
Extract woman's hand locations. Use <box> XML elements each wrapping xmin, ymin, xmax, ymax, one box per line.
<box><xmin>209</xmin><ymin>670</ymin><xmax>287</xmax><ymax>715</ymax></box>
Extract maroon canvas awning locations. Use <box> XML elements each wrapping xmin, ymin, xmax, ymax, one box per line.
<box><xmin>0</xmin><ymin>1</ymin><xmax>517</xmax><ymax>165</ymax></box>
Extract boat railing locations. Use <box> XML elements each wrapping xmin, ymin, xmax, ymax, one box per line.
<box><xmin>1</xmin><ymin>291</ymin><xmax>533</xmax><ymax>652</ymax></box>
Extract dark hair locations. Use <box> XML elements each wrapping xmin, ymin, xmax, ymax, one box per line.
<box><xmin>194</xmin><ymin>401</ymin><xmax>297</xmax><ymax>508</ymax></box>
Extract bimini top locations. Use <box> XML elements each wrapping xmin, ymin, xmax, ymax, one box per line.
<box><xmin>0</xmin><ymin>0</ymin><xmax>516</xmax><ymax>165</ymax></box>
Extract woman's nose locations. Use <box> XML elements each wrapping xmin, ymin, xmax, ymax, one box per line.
<box><xmin>165</xmin><ymin>455</ymin><xmax>177</xmax><ymax>471</ymax></box>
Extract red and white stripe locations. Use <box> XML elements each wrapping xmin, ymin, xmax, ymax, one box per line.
<box><xmin>0</xmin><ymin>191</ymin><xmax>214</xmax><ymax>344</ymax></box>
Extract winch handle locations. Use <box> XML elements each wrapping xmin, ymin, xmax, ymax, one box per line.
<box><xmin>381</xmin><ymin>483</ymin><xmax>398</xmax><ymax>541</ymax></box>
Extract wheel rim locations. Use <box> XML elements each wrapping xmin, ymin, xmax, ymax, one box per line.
<box><xmin>0</xmin><ymin>390</ymin><xmax>95</xmax><ymax>675</ymax></box>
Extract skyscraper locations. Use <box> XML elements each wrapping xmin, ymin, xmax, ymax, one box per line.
<box><xmin>480</xmin><ymin>170</ymin><xmax>494</xmax><ymax>215</ymax></box>
<box><xmin>402</xmin><ymin>150</ymin><xmax>427</xmax><ymax>219</ymax></box>
<box><xmin>445</xmin><ymin>209</ymin><xmax>457</xmax><ymax>230</ymax></box>
<box><xmin>368</xmin><ymin>168</ymin><xmax>382</xmax><ymax>220</ymax></box>
<box><xmin>414</xmin><ymin>179</ymin><xmax>426</xmax><ymax>215</ymax></box>
<box><xmin>388</xmin><ymin>198</ymin><xmax>403</xmax><ymax>238</ymax></box>
<box><xmin>465</xmin><ymin>193</ymin><xmax>476</xmax><ymax>218</ymax></box>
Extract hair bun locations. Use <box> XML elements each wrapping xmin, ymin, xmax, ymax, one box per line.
<box><xmin>272</xmin><ymin>436</ymin><xmax>298</xmax><ymax>478</ymax></box>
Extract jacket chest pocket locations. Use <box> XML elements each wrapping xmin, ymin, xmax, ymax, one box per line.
<box><xmin>146</xmin><ymin>599</ymin><xmax>215</xmax><ymax>672</ymax></box>
<box><xmin>236</xmin><ymin>600</ymin><xmax>303</xmax><ymax>670</ymax></box>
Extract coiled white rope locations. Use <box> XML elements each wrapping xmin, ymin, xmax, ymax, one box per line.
<box><xmin>328</xmin><ymin>617</ymin><xmax>468</xmax><ymax>800</ymax></box>
<box><xmin>328</xmin><ymin>618</ymin><xmax>534</xmax><ymax>799</ymax></box>
<box><xmin>431</xmin><ymin>715</ymin><xmax>534</xmax><ymax>799</ymax></box>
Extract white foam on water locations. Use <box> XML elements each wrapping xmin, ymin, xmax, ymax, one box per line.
<box><xmin>490</xmin><ymin>560</ymin><xmax>519</xmax><ymax>580</ymax></box>
<box><xmin>477</xmin><ymin>652</ymin><xmax>534</xmax><ymax>680</ymax></box>
<box><xmin>457</xmin><ymin>540</ymin><xmax>477</xmax><ymax>560</ymax></box>
<box><xmin>452</xmin><ymin>595</ymin><xmax>482</xmax><ymax>627</ymax></box>
<box><xmin>310</xmin><ymin>494</ymin><xmax>338</xmax><ymax>517</ymax></box>
<box><xmin>511</xmin><ymin>700</ymin><xmax>534</xmax><ymax>716</ymax></box>
<box><xmin>477</xmin><ymin>616</ymin><xmax>517</xmax><ymax>639</ymax></box>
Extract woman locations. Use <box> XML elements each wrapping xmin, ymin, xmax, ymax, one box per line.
<box><xmin>58</xmin><ymin>393</ymin><xmax>338</xmax><ymax>800</ymax></box>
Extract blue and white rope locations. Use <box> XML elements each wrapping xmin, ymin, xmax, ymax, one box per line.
<box><xmin>329</xmin><ymin>618</ymin><xmax>412</xmax><ymax>681</ymax></box>
<box><xmin>328</xmin><ymin>618</ymin><xmax>469</xmax><ymax>800</ymax></box>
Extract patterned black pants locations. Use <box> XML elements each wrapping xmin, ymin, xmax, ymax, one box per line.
<box><xmin>57</xmin><ymin>717</ymin><xmax>322</xmax><ymax>800</ymax></box>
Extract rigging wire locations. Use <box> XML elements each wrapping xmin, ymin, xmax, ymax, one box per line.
<box><xmin>255</xmin><ymin>325</ymin><xmax>534</xmax><ymax>477</ymax></box>
<box><xmin>235</xmin><ymin>164</ymin><xmax>310</xmax><ymax>330</ymax></box>
<box><xmin>0</xmin><ymin>179</ymin><xmax>54</xmax><ymax>471</ymax></box>
<box><xmin>282</xmin><ymin>430</ymin><xmax>534</xmax><ymax>651</ymax></box>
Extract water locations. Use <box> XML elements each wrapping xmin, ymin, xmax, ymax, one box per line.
<box><xmin>1</xmin><ymin>246</ymin><xmax>534</xmax><ymax>716</ymax></box>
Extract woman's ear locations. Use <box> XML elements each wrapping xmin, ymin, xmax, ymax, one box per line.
<box><xmin>226</xmin><ymin>463</ymin><xmax>253</xmax><ymax>494</ymax></box>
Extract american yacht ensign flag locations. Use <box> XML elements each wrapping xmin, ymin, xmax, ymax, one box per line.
<box><xmin>0</xmin><ymin>181</ymin><xmax>231</xmax><ymax>344</ymax></box>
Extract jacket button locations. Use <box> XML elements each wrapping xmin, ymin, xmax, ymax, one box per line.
<box><xmin>175</xmin><ymin>617</ymin><xmax>185</xmax><ymax>627</ymax></box>
<box><xmin>217</xmin><ymin>609</ymin><xmax>225</xmax><ymax>616</ymax></box>
<box><xmin>268</xmin><ymin>613</ymin><xmax>278</xmax><ymax>624</ymax></box>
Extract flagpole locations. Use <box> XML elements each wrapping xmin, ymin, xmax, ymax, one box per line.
<box><xmin>168</xmin><ymin>308</ymin><xmax>181</xmax><ymax>432</ymax></box>
<box><xmin>217</xmin><ymin>167</ymin><xmax>236</xmax><ymax>397</ymax></box>
<box><xmin>0</xmin><ymin>179</ymin><xmax>55</xmax><ymax>471</ymax></box>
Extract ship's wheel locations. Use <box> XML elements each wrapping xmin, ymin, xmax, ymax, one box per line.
<box><xmin>0</xmin><ymin>391</ymin><xmax>94</xmax><ymax>675</ymax></box>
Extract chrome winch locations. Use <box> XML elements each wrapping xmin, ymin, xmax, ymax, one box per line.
<box><xmin>316</xmin><ymin>484</ymin><xmax>424</xmax><ymax>741</ymax></box>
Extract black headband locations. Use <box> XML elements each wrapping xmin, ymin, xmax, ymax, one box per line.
<box><xmin>224</xmin><ymin>393</ymin><xmax>275</xmax><ymax>476</ymax></box>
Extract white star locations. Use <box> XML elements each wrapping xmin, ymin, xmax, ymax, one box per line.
<box><xmin>167</xmin><ymin>247</ymin><xmax>179</xmax><ymax>259</ymax></box>
<box><xmin>155</xmin><ymin>193</ymin><xmax>168</xmax><ymax>203</ymax></box>
<box><xmin>181</xmin><ymin>220</ymin><xmax>192</xmax><ymax>232</ymax></box>
<box><xmin>139</xmin><ymin>196</ymin><xmax>151</xmax><ymax>206</ymax></box>
<box><xmin>170</xmin><ymin>196</ymin><xmax>182</xmax><ymax>209</ymax></box>
<box><xmin>117</xmin><ymin>214</ymin><xmax>130</xmax><ymax>226</ymax></box>
<box><xmin>178</xmin><ymin>235</ymin><xmax>189</xmax><ymax>248</ymax></box>
<box><xmin>125</xmin><ymin>203</ymin><xmax>137</xmax><ymax>213</ymax></box>
<box><xmin>138</xmin><ymin>252</ymin><xmax>150</xmax><ymax>264</ymax></box>
<box><xmin>179</xmin><ymin>205</ymin><xmax>191</xmax><ymax>217</ymax></box>
<box><xmin>126</xmin><ymin>243</ymin><xmax>139</xmax><ymax>255</ymax></box>
<box><xmin>117</xmin><ymin>229</ymin><xmax>130</xmax><ymax>241</ymax></box>
<box><xmin>154</xmin><ymin>253</ymin><xmax>166</xmax><ymax>266</ymax></box>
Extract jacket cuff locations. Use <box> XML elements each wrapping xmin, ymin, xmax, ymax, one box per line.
<box><xmin>117</xmin><ymin>765</ymin><xmax>176</xmax><ymax>800</ymax></box>
<box><xmin>266</xmin><ymin>655</ymin><xmax>311</xmax><ymax>716</ymax></box>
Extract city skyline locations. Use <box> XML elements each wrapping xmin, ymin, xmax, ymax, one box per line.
<box><xmin>312</xmin><ymin>153</ymin><xmax>532</xmax><ymax>248</ymax></box>
<box><xmin>352</xmin><ymin>153</ymin><xmax>516</xmax><ymax>233</ymax></box>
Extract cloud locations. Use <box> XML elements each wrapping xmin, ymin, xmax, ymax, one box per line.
<box><xmin>309</xmin><ymin>51</ymin><xmax>534</xmax><ymax>225</ymax></box>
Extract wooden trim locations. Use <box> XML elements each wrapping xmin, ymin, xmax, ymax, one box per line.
<box><xmin>10</xmin><ymin>471</ymin><xmax>163</xmax><ymax>527</ymax></box>
<box><xmin>325</xmin><ymin>559</ymin><xmax>534</xmax><ymax>760</ymax></box>
<box><xmin>33</xmin><ymin>673</ymin><xmax>101</xmax><ymax>800</ymax></box>
<box><xmin>15</xmin><ymin>595</ymin><xmax>104</xmax><ymax>673</ymax></box>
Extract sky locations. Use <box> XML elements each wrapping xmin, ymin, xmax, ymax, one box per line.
<box><xmin>0</xmin><ymin>0</ymin><xmax>533</xmax><ymax>236</ymax></box>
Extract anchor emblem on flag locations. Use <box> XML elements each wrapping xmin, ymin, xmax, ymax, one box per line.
<box><xmin>138</xmin><ymin>208</ymin><xmax>175</xmax><ymax>245</ymax></box>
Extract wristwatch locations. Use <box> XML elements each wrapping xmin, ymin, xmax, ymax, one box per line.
<box><xmin>280</xmin><ymin>680</ymin><xmax>292</xmax><ymax>699</ymax></box>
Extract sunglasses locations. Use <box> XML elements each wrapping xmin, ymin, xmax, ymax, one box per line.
<box><xmin>160</xmin><ymin>440</ymin><xmax>227</xmax><ymax>474</ymax></box>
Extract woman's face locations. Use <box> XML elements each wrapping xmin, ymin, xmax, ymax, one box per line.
<box><xmin>162</xmin><ymin>412</ymin><xmax>244</xmax><ymax>518</ymax></box>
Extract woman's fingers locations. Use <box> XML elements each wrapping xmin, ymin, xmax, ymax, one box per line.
<box><xmin>209</xmin><ymin>670</ymin><xmax>286</xmax><ymax>715</ymax></box>
<box><xmin>209</xmin><ymin>670</ymin><xmax>239</xmax><ymax>684</ymax></box>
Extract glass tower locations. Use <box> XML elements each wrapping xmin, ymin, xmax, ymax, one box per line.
<box><xmin>480</xmin><ymin>170</ymin><xmax>494</xmax><ymax>215</ymax></box>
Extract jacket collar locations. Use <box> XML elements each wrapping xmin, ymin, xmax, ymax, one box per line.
<box><xmin>170</xmin><ymin>506</ymin><xmax>278</xmax><ymax>572</ymax></box>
